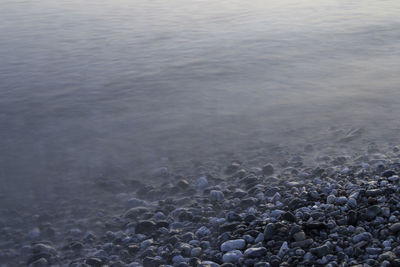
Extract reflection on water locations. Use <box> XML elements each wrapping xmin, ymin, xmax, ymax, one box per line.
<box><xmin>1</xmin><ymin>0</ymin><xmax>400</xmax><ymax>202</ymax></box>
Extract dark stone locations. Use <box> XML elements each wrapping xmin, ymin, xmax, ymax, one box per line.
<box><xmin>226</xmin><ymin>211</ymin><xmax>242</xmax><ymax>222</ymax></box>
<box><xmin>310</xmin><ymin>245</ymin><xmax>331</xmax><ymax>257</ymax></box>
<box><xmin>27</xmin><ymin>253</ymin><xmax>53</xmax><ymax>266</ymax></box>
<box><xmin>156</xmin><ymin>221</ymin><xmax>169</xmax><ymax>228</ymax></box>
<box><xmin>244</xmin><ymin>247</ymin><xmax>268</xmax><ymax>258</ymax></box>
<box><xmin>128</xmin><ymin>245</ymin><xmax>140</xmax><ymax>254</ymax></box>
<box><xmin>348</xmin><ymin>210</ymin><xmax>358</xmax><ymax>226</ymax></box>
<box><xmin>291</xmin><ymin>238</ymin><xmax>313</xmax><ymax>248</ymax></box>
<box><xmin>365</xmin><ymin>189</ymin><xmax>384</xmax><ymax>197</ymax></box>
<box><xmin>282</xmin><ymin>211</ymin><xmax>296</xmax><ymax>222</ymax></box>
<box><xmin>219</xmin><ymin>222</ymin><xmax>241</xmax><ymax>233</ymax></box>
<box><xmin>124</xmin><ymin>207</ymin><xmax>149</xmax><ymax>219</ymax></box>
<box><xmin>244</xmin><ymin>214</ymin><xmax>256</xmax><ymax>223</ymax></box>
<box><xmin>136</xmin><ymin>220</ymin><xmax>158</xmax><ymax>235</ymax></box>
<box><xmin>178</xmin><ymin>211</ymin><xmax>193</xmax><ymax>222</ymax></box>
<box><xmin>143</xmin><ymin>256</ymin><xmax>162</xmax><ymax>267</ymax></box>
<box><xmin>382</xmin><ymin>170</ymin><xmax>396</xmax><ymax>178</ymax></box>
<box><xmin>85</xmin><ymin>258</ymin><xmax>103</xmax><ymax>267</ymax></box>
<box><xmin>69</xmin><ymin>241</ymin><xmax>84</xmax><ymax>250</ymax></box>
<box><xmin>240</xmin><ymin>198</ymin><xmax>256</xmax><ymax>207</ymax></box>
<box><xmin>262</xmin><ymin>164</ymin><xmax>274</xmax><ymax>176</ymax></box>
<box><xmin>264</xmin><ymin>223</ymin><xmax>276</xmax><ymax>241</ymax></box>
<box><xmin>365</xmin><ymin>205</ymin><xmax>381</xmax><ymax>220</ymax></box>
<box><xmin>390</xmin><ymin>223</ymin><xmax>400</xmax><ymax>233</ymax></box>
<box><xmin>304</xmin><ymin>222</ymin><xmax>328</xmax><ymax>230</ymax></box>
<box><xmin>28</xmin><ymin>258</ymin><xmax>48</xmax><ymax>267</ymax></box>
<box><xmin>288</xmin><ymin>198</ymin><xmax>306</xmax><ymax>210</ymax></box>
<box><xmin>189</xmin><ymin>257</ymin><xmax>201</xmax><ymax>266</ymax></box>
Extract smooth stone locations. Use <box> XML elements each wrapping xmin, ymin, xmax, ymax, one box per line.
<box><xmin>197</xmin><ymin>176</ymin><xmax>209</xmax><ymax>190</ymax></box>
<box><xmin>282</xmin><ymin>211</ymin><xmax>296</xmax><ymax>222</ymax></box>
<box><xmin>310</xmin><ymin>245</ymin><xmax>330</xmax><ymax>257</ymax></box>
<box><xmin>262</xmin><ymin>164</ymin><xmax>274</xmax><ymax>176</ymax></box>
<box><xmin>200</xmin><ymin>261</ymin><xmax>220</xmax><ymax>267</ymax></box>
<box><xmin>347</xmin><ymin>198</ymin><xmax>357</xmax><ymax>208</ymax></box>
<box><xmin>326</xmin><ymin>195</ymin><xmax>336</xmax><ymax>204</ymax></box>
<box><xmin>220</xmin><ymin>239</ymin><xmax>246</xmax><ymax>252</ymax></box>
<box><xmin>353</xmin><ymin>232</ymin><xmax>372</xmax><ymax>243</ymax></box>
<box><xmin>291</xmin><ymin>238</ymin><xmax>313</xmax><ymax>248</ymax></box>
<box><xmin>135</xmin><ymin>221</ymin><xmax>157</xmax><ymax>234</ymax></box>
<box><xmin>143</xmin><ymin>256</ymin><xmax>162</xmax><ymax>267</ymax></box>
<box><xmin>244</xmin><ymin>247</ymin><xmax>267</xmax><ymax>258</ymax></box>
<box><xmin>389</xmin><ymin>223</ymin><xmax>400</xmax><ymax>233</ymax></box>
<box><xmin>210</xmin><ymin>190</ymin><xmax>224</xmax><ymax>202</ymax></box>
<box><xmin>195</xmin><ymin>226</ymin><xmax>211</xmax><ymax>237</ymax></box>
<box><xmin>222</xmin><ymin>250</ymin><xmax>243</xmax><ymax>263</ymax></box>
<box><xmin>293</xmin><ymin>231</ymin><xmax>306</xmax><ymax>242</ymax></box>
<box><xmin>336</xmin><ymin>196</ymin><xmax>348</xmax><ymax>205</ymax></box>
<box><xmin>263</xmin><ymin>223</ymin><xmax>276</xmax><ymax>241</ymax></box>
<box><xmin>28</xmin><ymin>258</ymin><xmax>48</xmax><ymax>267</ymax></box>
<box><xmin>278</xmin><ymin>241</ymin><xmax>289</xmax><ymax>257</ymax></box>
<box><xmin>366</xmin><ymin>205</ymin><xmax>381</xmax><ymax>220</ymax></box>
<box><xmin>382</xmin><ymin>170</ymin><xmax>396</xmax><ymax>178</ymax></box>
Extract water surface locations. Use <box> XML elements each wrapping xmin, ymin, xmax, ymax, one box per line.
<box><xmin>1</xmin><ymin>0</ymin><xmax>400</xmax><ymax>203</ymax></box>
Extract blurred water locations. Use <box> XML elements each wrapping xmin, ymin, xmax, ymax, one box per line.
<box><xmin>1</xmin><ymin>0</ymin><xmax>400</xmax><ymax>201</ymax></box>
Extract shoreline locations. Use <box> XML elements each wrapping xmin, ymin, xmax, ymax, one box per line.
<box><xmin>1</xmin><ymin>141</ymin><xmax>400</xmax><ymax>266</ymax></box>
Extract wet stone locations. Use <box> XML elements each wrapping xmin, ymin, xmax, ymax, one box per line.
<box><xmin>365</xmin><ymin>205</ymin><xmax>381</xmax><ymax>220</ymax></box>
<box><xmin>282</xmin><ymin>211</ymin><xmax>296</xmax><ymax>222</ymax></box>
<box><xmin>244</xmin><ymin>247</ymin><xmax>267</xmax><ymax>258</ymax></box>
<box><xmin>222</xmin><ymin>250</ymin><xmax>243</xmax><ymax>263</ymax></box>
<box><xmin>28</xmin><ymin>258</ymin><xmax>48</xmax><ymax>267</ymax></box>
<box><xmin>85</xmin><ymin>258</ymin><xmax>103</xmax><ymax>267</ymax></box>
<box><xmin>263</xmin><ymin>223</ymin><xmax>276</xmax><ymax>241</ymax></box>
<box><xmin>135</xmin><ymin>221</ymin><xmax>157</xmax><ymax>234</ymax></box>
<box><xmin>262</xmin><ymin>164</ymin><xmax>274</xmax><ymax>176</ymax></box>
<box><xmin>389</xmin><ymin>223</ymin><xmax>400</xmax><ymax>233</ymax></box>
<box><xmin>310</xmin><ymin>245</ymin><xmax>331</xmax><ymax>257</ymax></box>
<box><xmin>353</xmin><ymin>232</ymin><xmax>372</xmax><ymax>243</ymax></box>
<box><xmin>220</xmin><ymin>239</ymin><xmax>246</xmax><ymax>252</ymax></box>
<box><xmin>293</xmin><ymin>231</ymin><xmax>306</xmax><ymax>242</ymax></box>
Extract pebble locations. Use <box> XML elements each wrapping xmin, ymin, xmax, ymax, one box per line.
<box><xmin>222</xmin><ymin>250</ymin><xmax>243</xmax><ymax>263</ymax></box>
<box><xmin>353</xmin><ymin>232</ymin><xmax>372</xmax><ymax>243</ymax></box>
<box><xmin>195</xmin><ymin>226</ymin><xmax>211</xmax><ymax>237</ymax></box>
<box><xmin>197</xmin><ymin>176</ymin><xmax>209</xmax><ymax>190</ymax></box>
<box><xmin>335</xmin><ymin>196</ymin><xmax>348</xmax><ymax>205</ymax></box>
<box><xmin>210</xmin><ymin>190</ymin><xmax>224</xmax><ymax>202</ymax></box>
<box><xmin>262</xmin><ymin>164</ymin><xmax>274</xmax><ymax>176</ymax></box>
<box><xmin>278</xmin><ymin>241</ymin><xmax>289</xmax><ymax>257</ymax></box>
<box><xmin>244</xmin><ymin>247</ymin><xmax>267</xmax><ymax>258</ymax></box>
<box><xmin>389</xmin><ymin>222</ymin><xmax>400</xmax><ymax>233</ymax></box>
<box><xmin>220</xmin><ymin>239</ymin><xmax>246</xmax><ymax>252</ymax></box>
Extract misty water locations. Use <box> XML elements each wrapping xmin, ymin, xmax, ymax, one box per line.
<box><xmin>1</xmin><ymin>0</ymin><xmax>400</xmax><ymax>206</ymax></box>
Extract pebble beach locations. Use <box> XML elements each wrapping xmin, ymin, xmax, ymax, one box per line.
<box><xmin>3</xmin><ymin>137</ymin><xmax>400</xmax><ymax>267</ymax></box>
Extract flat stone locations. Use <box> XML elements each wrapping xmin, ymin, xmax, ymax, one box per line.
<box><xmin>365</xmin><ymin>205</ymin><xmax>381</xmax><ymax>220</ymax></box>
<box><xmin>293</xmin><ymin>231</ymin><xmax>306</xmax><ymax>242</ymax></box>
<box><xmin>221</xmin><ymin>239</ymin><xmax>246</xmax><ymax>252</ymax></box>
<box><xmin>291</xmin><ymin>238</ymin><xmax>314</xmax><ymax>248</ymax></box>
<box><xmin>263</xmin><ymin>223</ymin><xmax>276</xmax><ymax>241</ymax></box>
<box><xmin>262</xmin><ymin>164</ymin><xmax>274</xmax><ymax>176</ymax></box>
<box><xmin>244</xmin><ymin>247</ymin><xmax>267</xmax><ymax>258</ymax></box>
<box><xmin>352</xmin><ymin>232</ymin><xmax>372</xmax><ymax>243</ymax></box>
<box><xmin>389</xmin><ymin>223</ymin><xmax>400</xmax><ymax>233</ymax></box>
<box><xmin>310</xmin><ymin>245</ymin><xmax>331</xmax><ymax>257</ymax></box>
<box><xmin>222</xmin><ymin>250</ymin><xmax>243</xmax><ymax>263</ymax></box>
<box><xmin>135</xmin><ymin>221</ymin><xmax>157</xmax><ymax>234</ymax></box>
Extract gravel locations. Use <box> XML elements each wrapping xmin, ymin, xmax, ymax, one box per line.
<box><xmin>3</xmin><ymin>141</ymin><xmax>400</xmax><ymax>266</ymax></box>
